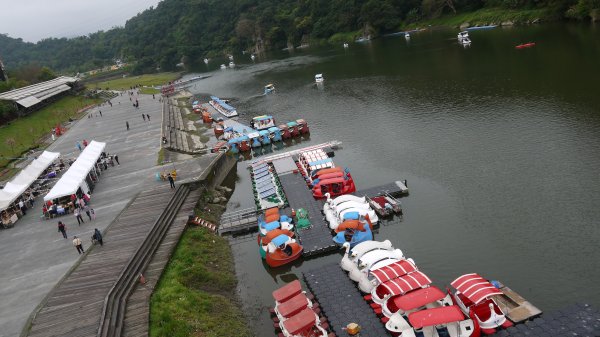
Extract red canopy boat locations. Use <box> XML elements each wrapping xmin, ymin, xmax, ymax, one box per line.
<box><xmin>515</xmin><ymin>42</ymin><xmax>536</xmax><ymax>49</ymax></box>
<box><xmin>451</xmin><ymin>273</ymin><xmax>512</xmax><ymax>334</ymax></box>
<box><xmin>280</xmin><ymin>307</ymin><xmax>327</xmax><ymax>337</ymax></box>
<box><xmin>372</xmin><ymin>270</ymin><xmax>432</xmax><ymax>305</ymax></box>
<box><xmin>272</xmin><ymin>280</ymin><xmax>302</xmax><ymax>304</ymax></box>
<box><xmin>371</xmin><ymin>259</ymin><xmax>418</xmax><ymax>284</ymax></box>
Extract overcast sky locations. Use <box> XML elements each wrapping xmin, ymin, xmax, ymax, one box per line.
<box><xmin>0</xmin><ymin>0</ymin><xmax>162</xmax><ymax>43</ymax></box>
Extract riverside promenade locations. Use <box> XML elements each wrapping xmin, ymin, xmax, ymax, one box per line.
<box><xmin>0</xmin><ymin>92</ymin><xmax>215</xmax><ymax>337</ymax></box>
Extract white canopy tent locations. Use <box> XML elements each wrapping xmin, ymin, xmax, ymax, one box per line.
<box><xmin>0</xmin><ymin>151</ymin><xmax>60</xmax><ymax>211</ymax></box>
<box><xmin>44</xmin><ymin>141</ymin><xmax>105</xmax><ymax>202</ymax></box>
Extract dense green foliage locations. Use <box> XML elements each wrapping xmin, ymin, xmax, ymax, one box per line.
<box><xmin>0</xmin><ymin>0</ymin><xmax>598</xmax><ymax>74</ymax></box>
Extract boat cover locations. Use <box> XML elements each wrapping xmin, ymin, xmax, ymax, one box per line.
<box><xmin>392</xmin><ymin>286</ymin><xmax>446</xmax><ymax>312</ymax></box>
<box><xmin>273</xmin><ymin>280</ymin><xmax>302</xmax><ymax>302</ymax></box>
<box><xmin>308</xmin><ymin>158</ymin><xmax>332</xmax><ymax>166</ymax></box>
<box><xmin>254</xmin><ymin>170</ymin><xmax>270</xmax><ymax>180</ymax></box>
<box><xmin>247</xmin><ymin>132</ymin><xmax>260</xmax><ymax>138</ymax></box>
<box><xmin>380</xmin><ymin>271</ymin><xmax>432</xmax><ymax>296</ymax></box>
<box><xmin>272</xmin><ymin>234</ymin><xmax>290</xmax><ymax>247</ymax></box>
<box><xmin>277</xmin><ymin>293</ymin><xmax>309</xmax><ymax>318</ymax></box>
<box><xmin>259</xmin><ymin>188</ymin><xmax>276</xmax><ymax>199</ymax></box>
<box><xmin>256</xmin><ymin>180</ymin><xmax>273</xmax><ymax>188</ymax></box>
<box><xmin>257</xmin><ymin>184</ymin><xmax>275</xmax><ymax>194</ymax></box>
<box><xmin>253</xmin><ymin>163</ymin><xmax>268</xmax><ymax>169</ymax></box>
<box><xmin>408</xmin><ymin>305</ymin><xmax>465</xmax><ymax>329</ymax></box>
<box><xmin>259</xmin><ymin>130</ymin><xmax>270</xmax><ymax>136</ymax></box>
<box><xmin>210</xmin><ymin>96</ymin><xmax>236</xmax><ymax>112</ymax></box>
<box><xmin>343</xmin><ymin>212</ymin><xmax>360</xmax><ymax>220</ymax></box>
<box><xmin>254</xmin><ymin>175</ymin><xmax>272</xmax><ymax>184</ymax></box>
<box><xmin>268</xmin><ymin>126</ymin><xmax>281</xmax><ymax>133</ymax></box>
<box><xmin>451</xmin><ymin>273</ymin><xmax>503</xmax><ymax>305</ymax></box>
<box><xmin>262</xmin><ymin>221</ymin><xmax>280</xmax><ymax>231</ymax></box>
<box><xmin>287</xmin><ymin>121</ymin><xmax>298</xmax><ymax>127</ymax></box>
<box><xmin>282</xmin><ymin>307</ymin><xmax>316</xmax><ymax>335</ymax></box>
<box><xmin>253</xmin><ymin>166</ymin><xmax>269</xmax><ymax>175</ymax></box>
<box><xmin>371</xmin><ymin>260</ymin><xmax>418</xmax><ymax>284</ymax></box>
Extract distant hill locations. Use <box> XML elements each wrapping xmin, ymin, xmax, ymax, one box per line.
<box><xmin>0</xmin><ymin>0</ymin><xmax>597</xmax><ymax>74</ymax></box>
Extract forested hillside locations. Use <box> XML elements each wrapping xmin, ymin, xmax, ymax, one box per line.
<box><xmin>0</xmin><ymin>0</ymin><xmax>598</xmax><ymax>75</ymax></box>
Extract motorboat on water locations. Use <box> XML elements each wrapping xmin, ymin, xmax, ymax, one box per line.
<box><xmin>251</xmin><ymin>54</ymin><xmax>256</xmax><ymax>61</ymax></box>
<box><xmin>340</xmin><ymin>240</ymin><xmax>394</xmax><ymax>272</ymax></box>
<box><xmin>332</xmin><ymin>221</ymin><xmax>373</xmax><ymax>248</ymax></box>
<box><xmin>405</xmin><ymin>33</ymin><xmax>410</xmax><ymax>40</ymax></box>
<box><xmin>228</xmin><ymin>54</ymin><xmax>234</xmax><ymax>61</ymax></box>
<box><xmin>220</xmin><ymin>64</ymin><xmax>226</xmax><ymax>69</ymax></box>
<box><xmin>210</xmin><ymin>96</ymin><xmax>238</xmax><ymax>117</ymax></box>
<box><xmin>204</xmin><ymin>58</ymin><xmax>209</xmax><ymax>64</ymax></box>
<box><xmin>385</xmin><ymin>305</ymin><xmax>480</xmax><ymax>337</ymax></box>
<box><xmin>461</xmin><ymin>37</ymin><xmax>472</xmax><ymax>45</ymax></box>
<box><xmin>296</xmin><ymin>119</ymin><xmax>310</xmax><ymax>134</ymax></box>
<box><xmin>251</xmin><ymin>115</ymin><xmax>276</xmax><ymax>130</ymax></box>
<box><xmin>450</xmin><ymin>273</ymin><xmax>513</xmax><ymax>334</ymax></box>
<box><xmin>315</xmin><ymin>73</ymin><xmax>324</xmax><ymax>83</ymax></box>
<box><xmin>458</xmin><ymin>31</ymin><xmax>470</xmax><ymax>41</ymax></box>
<box><xmin>264</xmin><ymin>83</ymin><xmax>275</xmax><ymax>94</ymax></box>
<box><xmin>343</xmin><ymin>42</ymin><xmax>349</xmax><ymax>48</ymax></box>
<box><xmin>229</xmin><ymin>61</ymin><xmax>235</xmax><ymax>68</ymax></box>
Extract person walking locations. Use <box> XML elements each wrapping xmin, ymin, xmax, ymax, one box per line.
<box><xmin>83</xmin><ymin>139</ymin><xmax>88</xmax><ymax>147</ymax></box>
<box><xmin>84</xmin><ymin>205</ymin><xmax>92</xmax><ymax>221</ymax></box>
<box><xmin>167</xmin><ymin>173</ymin><xmax>175</xmax><ymax>189</ymax></box>
<box><xmin>73</xmin><ymin>236</ymin><xmax>84</xmax><ymax>254</ymax></box>
<box><xmin>93</xmin><ymin>228</ymin><xmax>103</xmax><ymax>246</ymax></box>
<box><xmin>126</xmin><ymin>121</ymin><xmax>130</xmax><ymax>130</ymax></box>
<box><xmin>78</xmin><ymin>198</ymin><xmax>85</xmax><ymax>209</ymax></box>
<box><xmin>74</xmin><ymin>208</ymin><xmax>84</xmax><ymax>225</ymax></box>
<box><xmin>114</xmin><ymin>154</ymin><xmax>119</xmax><ymax>165</ymax></box>
<box><xmin>142</xmin><ymin>114</ymin><xmax>146</xmax><ymax>121</ymax></box>
<box><xmin>76</xmin><ymin>141</ymin><xmax>82</xmax><ymax>152</ymax></box>
<box><xmin>99</xmin><ymin>110</ymin><xmax>102</xmax><ymax>117</ymax></box>
<box><xmin>90</xmin><ymin>208</ymin><xmax>96</xmax><ymax>220</ymax></box>
<box><xmin>28</xmin><ymin>194</ymin><xmax>35</xmax><ymax>207</ymax></box>
<box><xmin>18</xmin><ymin>199</ymin><xmax>27</xmax><ymax>215</ymax></box>
<box><xmin>146</xmin><ymin>114</ymin><xmax>150</xmax><ymax>121</ymax></box>
<box><xmin>58</xmin><ymin>221</ymin><xmax>67</xmax><ymax>239</ymax></box>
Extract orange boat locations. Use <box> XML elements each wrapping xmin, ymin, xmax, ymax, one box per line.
<box><xmin>335</xmin><ymin>219</ymin><xmax>365</xmax><ymax>233</ymax></box>
<box><xmin>266</xmin><ymin>240</ymin><xmax>303</xmax><ymax>268</ymax></box>
<box><xmin>202</xmin><ymin>110</ymin><xmax>213</xmax><ymax>123</ymax></box>
<box><xmin>311</xmin><ymin>167</ymin><xmax>342</xmax><ymax>179</ymax></box>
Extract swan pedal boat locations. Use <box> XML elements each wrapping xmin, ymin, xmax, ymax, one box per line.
<box><xmin>450</xmin><ymin>273</ymin><xmax>513</xmax><ymax>334</ymax></box>
<box><xmin>348</xmin><ymin>248</ymin><xmax>405</xmax><ymax>282</ymax></box>
<box><xmin>357</xmin><ymin>258</ymin><xmax>417</xmax><ymax>293</ymax></box>
<box><xmin>385</xmin><ymin>305</ymin><xmax>480</xmax><ymax>337</ymax></box>
<box><xmin>382</xmin><ymin>286</ymin><xmax>453</xmax><ymax>319</ymax></box>
<box><xmin>368</xmin><ymin>270</ymin><xmax>433</xmax><ymax>306</ymax></box>
<box><xmin>340</xmin><ymin>240</ymin><xmax>394</xmax><ymax>271</ymax></box>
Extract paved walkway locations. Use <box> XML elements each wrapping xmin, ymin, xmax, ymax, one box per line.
<box><xmin>0</xmin><ymin>92</ymin><xmax>212</xmax><ymax>337</ymax></box>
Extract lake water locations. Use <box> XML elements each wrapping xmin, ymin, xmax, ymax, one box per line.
<box><xmin>187</xmin><ymin>23</ymin><xmax>600</xmax><ymax>336</ymax></box>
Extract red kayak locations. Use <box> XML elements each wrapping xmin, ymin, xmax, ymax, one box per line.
<box><xmin>515</xmin><ymin>42</ymin><xmax>536</xmax><ymax>49</ymax></box>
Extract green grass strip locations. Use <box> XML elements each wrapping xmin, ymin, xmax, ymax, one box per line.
<box><xmin>150</xmin><ymin>226</ymin><xmax>253</xmax><ymax>337</ymax></box>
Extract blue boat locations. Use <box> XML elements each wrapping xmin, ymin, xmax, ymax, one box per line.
<box><xmin>333</xmin><ymin>225</ymin><xmax>373</xmax><ymax>248</ymax></box>
<box><xmin>210</xmin><ymin>96</ymin><xmax>238</xmax><ymax>117</ymax></box>
<box><xmin>268</xmin><ymin>126</ymin><xmax>282</xmax><ymax>142</ymax></box>
<box><xmin>466</xmin><ymin>25</ymin><xmax>497</xmax><ymax>31</ymax></box>
<box><xmin>248</xmin><ymin>132</ymin><xmax>262</xmax><ymax>148</ymax></box>
<box><xmin>259</xmin><ymin>130</ymin><xmax>271</xmax><ymax>145</ymax></box>
<box><xmin>264</xmin><ymin>84</ymin><xmax>275</xmax><ymax>95</ymax></box>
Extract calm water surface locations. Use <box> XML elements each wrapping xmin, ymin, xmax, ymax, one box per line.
<box><xmin>188</xmin><ymin>23</ymin><xmax>600</xmax><ymax>336</ymax></box>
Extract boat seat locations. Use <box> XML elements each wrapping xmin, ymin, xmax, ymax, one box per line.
<box><xmin>257</xmin><ymin>184</ymin><xmax>275</xmax><ymax>193</ymax></box>
<box><xmin>260</xmin><ymin>189</ymin><xmax>276</xmax><ymax>199</ymax></box>
<box><xmin>262</xmin><ymin>221</ymin><xmax>280</xmax><ymax>231</ymax></box>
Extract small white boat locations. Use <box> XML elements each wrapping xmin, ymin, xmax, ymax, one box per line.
<box><xmin>264</xmin><ymin>83</ymin><xmax>275</xmax><ymax>95</ymax></box>
<box><xmin>340</xmin><ymin>240</ymin><xmax>394</xmax><ymax>272</ymax></box>
<box><xmin>220</xmin><ymin>64</ymin><xmax>226</xmax><ymax>69</ymax></box>
<box><xmin>457</xmin><ymin>31</ymin><xmax>470</xmax><ymax>41</ymax></box>
<box><xmin>343</xmin><ymin>43</ymin><xmax>349</xmax><ymax>48</ymax></box>
<box><xmin>405</xmin><ymin>33</ymin><xmax>410</xmax><ymax>40</ymax></box>
<box><xmin>315</xmin><ymin>73</ymin><xmax>324</xmax><ymax>83</ymax></box>
<box><xmin>325</xmin><ymin>193</ymin><xmax>366</xmax><ymax>208</ymax></box>
<box><xmin>251</xmin><ymin>54</ymin><xmax>256</xmax><ymax>61</ymax></box>
<box><xmin>229</xmin><ymin>61</ymin><xmax>235</xmax><ymax>68</ymax></box>
<box><xmin>461</xmin><ymin>37</ymin><xmax>472</xmax><ymax>45</ymax></box>
<box><xmin>204</xmin><ymin>58</ymin><xmax>209</xmax><ymax>65</ymax></box>
<box><xmin>228</xmin><ymin>55</ymin><xmax>234</xmax><ymax>61</ymax></box>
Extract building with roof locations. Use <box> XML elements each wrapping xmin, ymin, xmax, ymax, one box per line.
<box><xmin>0</xmin><ymin>76</ymin><xmax>80</xmax><ymax>113</ymax></box>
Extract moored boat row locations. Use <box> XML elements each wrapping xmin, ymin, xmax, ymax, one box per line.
<box><xmin>224</xmin><ymin>119</ymin><xmax>309</xmax><ymax>154</ymax></box>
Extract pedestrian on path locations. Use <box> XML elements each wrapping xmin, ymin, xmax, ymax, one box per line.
<box><xmin>146</xmin><ymin>114</ymin><xmax>150</xmax><ymax>121</ymax></box>
<box><xmin>19</xmin><ymin>199</ymin><xmax>27</xmax><ymax>215</ymax></box>
<box><xmin>114</xmin><ymin>154</ymin><xmax>119</xmax><ymax>165</ymax></box>
<box><xmin>83</xmin><ymin>139</ymin><xmax>88</xmax><ymax>147</ymax></box>
<box><xmin>74</xmin><ymin>208</ymin><xmax>84</xmax><ymax>225</ymax></box>
<box><xmin>126</xmin><ymin>121</ymin><xmax>130</xmax><ymax>130</ymax></box>
<box><xmin>84</xmin><ymin>206</ymin><xmax>92</xmax><ymax>221</ymax></box>
<box><xmin>99</xmin><ymin>110</ymin><xmax>103</xmax><ymax>117</ymax></box>
<box><xmin>90</xmin><ymin>208</ymin><xmax>96</xmax><ymax>220</ymax></box>
<box><xmin>167</xmin><ymin>173</ymin><xmax>175</xmax><ymax>189</ymax></box>
<box><xmin>58</xmin><ymin>221</ymin><xmax>67</xmax><ymax>239</ymax></box>
<box><xmin>76</xmin><ymin>141</ymin><xmax>82</xmax><ymax>152</ymax></box>
<box><xmin>73</xmin><ymin>236</ymin><xmax>84</xmax><ymax>254</ymax></box>
<box><xmin>142</xmin><ymin>114</ymin><xmax>146</xmax><ymax>121</ymax></box>
<box><xmin>79</xmin><ymin>198</ymin><xmax>85</xmax><ymax>209</ymax></box>
<box><xmin>93</xmin><ymin>228</ymin><xmax>103</xmax><ymax>246</ymax></box>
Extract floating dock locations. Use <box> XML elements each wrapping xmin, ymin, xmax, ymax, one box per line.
<box><xmin>218</xmin><ymin>208</ymin><xmax>259</xmax><ymax>235</ymax></box>
<box><xmin>303</xmin><ymin>263</ymin><xmax>390</xmax><ymax>337</ymax></box>
<box><xmin>357</xmin><ymin>180</ymin><xmax>409</xmax><ymax>198</ymax></box>
<box><xmin>489</xmin><ymin>303</ymin><xmax>599</xmax><ymax>337</ymax></box>
<box><xmin>277</xmin><ymin>171</ymin><xmax>338</xmax><ymax>257</ymax></box>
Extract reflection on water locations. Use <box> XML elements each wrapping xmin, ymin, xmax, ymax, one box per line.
<box><xmin>189</xmin><ymin>23</ymin><xmax>600</xmax><ymax>336</ymax></box>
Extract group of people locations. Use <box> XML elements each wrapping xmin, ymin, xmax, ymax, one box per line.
<box><xmin>60</xmin><ymin>225</ymin><xmax>103</xmax><ymax>255</ymax></box>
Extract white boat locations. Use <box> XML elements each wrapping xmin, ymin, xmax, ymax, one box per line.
<box><xmin>251</xmin><ymin>54</ymin><xmax>256</xmax><ymax>61</ymax></box>
<box><xmin>229</xmin><ymin>61</ymin><xmax>235</xmax><ymax>68</ymax></box>
<box><xmin>264</xmin><ymin>83</ymin><xmax>275</xmax><ymax>95</ymax></box>
<box><xmin>204</xmin><ymin>58</ymin><xmax>209</xmax><ymax>65</ymax></box>
<box><xmin>325</xmin><ymin>193</ymin><xmax>366</xmax><ymax>208</ymax></box>
<box><xmin>340</xmin><ymin>240</ymin><xmax>394</xmax><ymax>271</ymax></box>
<box><xmin>220</xmin><ymin>64</ymin><xmax>226</xmax><ymax>69</ymax></box>
<box><xmin>385</xmin><ymin>305</ymin><xmax>477</xmax><ymax>337</ymax></box>
<box><xmin>229</xmin><ymin>55</ymin><xmax>234</xmax><ymax>61</ymax></box>
<box><xmin>343</xmin><ymin>43</ymin><xmax>349</xmax><ymax>48</ymax></box>
<box><xmin>461</xmin><ymin>37</ymin><xmax>472</xmax><ymax>45</ymax></box>
<box><xmin>315</xmin><ymin>74</ymin><xmax>324</xmax><ymax>83</ymax></box>
<box><xmin>370</xmin><ymin>270</ymin><xmax>432</xmax><ymax>305</ymax></box>
<box><xmin>348</xmin><ymin>249</ymin><xmax>404</xmax><ymax>282</ymax></box>
<box><xmin>457</xmin><ymin>31</ymin><xmax>469</xmax><ymax>41</ymax></box>
<box><xmin>405</xmin><ymin>33</ymin><xmax>410</xmax><ymax>40</ymax></box>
